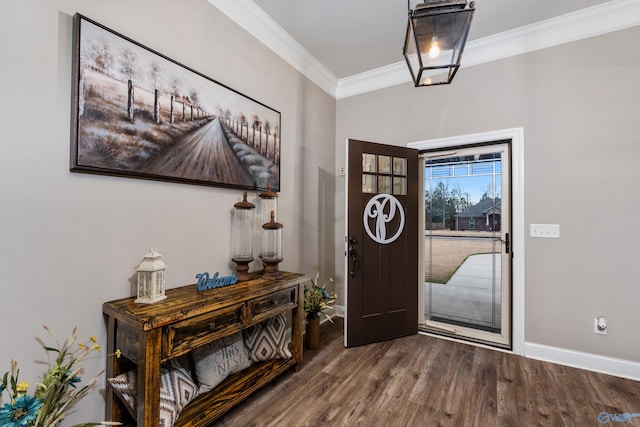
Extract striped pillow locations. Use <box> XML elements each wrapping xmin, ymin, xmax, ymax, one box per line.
<box><xmin>108</xmin><ymin>359</ymin><xmax>198</xmax><ymax>426</ymax></box>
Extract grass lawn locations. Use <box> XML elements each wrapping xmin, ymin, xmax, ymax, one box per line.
<box><xmin>424</xmin><ymin>231</ymin><xmax>499</xmax><ymax>283</ymax></box>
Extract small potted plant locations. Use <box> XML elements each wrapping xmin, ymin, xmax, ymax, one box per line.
<box><xmin>303</xmin><ymin>267</ymin><xmax>337</xmax><ymax>350</ymax></box>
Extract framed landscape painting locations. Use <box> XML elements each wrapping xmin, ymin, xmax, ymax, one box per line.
<box><xmin>70</xmin><ymin>14</ymin><xmax>281</xmax><ymax>191</ymax></box>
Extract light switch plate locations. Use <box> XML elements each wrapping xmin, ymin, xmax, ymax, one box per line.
<box><xmin>530</xmin><ymin>224</ymin><xmax>560</xmax><ymax>238</ymax></box>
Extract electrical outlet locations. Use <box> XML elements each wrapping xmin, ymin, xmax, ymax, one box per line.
<box><xmin>594</xmin><ymin>316</ymin><xmax>607</xmax><ymax>335</ymax></box>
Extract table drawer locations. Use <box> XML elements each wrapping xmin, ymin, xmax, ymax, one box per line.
<box><xmin>163</xmin><ymin>303</ymin><xmax>244</xmax><ymax>359</ymax></box>
<box><xmin>249</xmin><ymin>287</ymin><xmax>297</xmax><ymax>324</ymax></box>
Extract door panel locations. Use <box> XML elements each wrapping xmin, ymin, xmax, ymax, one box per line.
<box><xmin>345</xmin><ymin>139</ymin><xmax>419</xmax><ymax>347</ymax></box>
<box><xmin>421</xmin><ymin>142</ymin><xmax>511</xmax><ymax>348</ymax></box>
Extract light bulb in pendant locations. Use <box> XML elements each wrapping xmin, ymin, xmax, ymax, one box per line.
<box><xmin>429</xmin><ymin>36</ymin><xmax>440</xmax><ymax>58</ymax></box>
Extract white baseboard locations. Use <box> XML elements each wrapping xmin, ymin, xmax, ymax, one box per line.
<box><xmin>525</xmin><ymin>342</ymin><xmax>640</xmax><ymax>381</ymax></box>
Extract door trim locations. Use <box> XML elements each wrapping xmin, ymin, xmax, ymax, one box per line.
<box><xmin>344</xmin><ymin>139</ymin><xmax>349</xmax><ymax>347</ymax></box>
<box><xmin>408</xmin><ymin>127</ymin><xmax>525</xmax><ymax>356</ymax></box>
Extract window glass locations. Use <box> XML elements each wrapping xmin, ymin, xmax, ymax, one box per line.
<box><xmin>454</xmin><ymin>164</ymin><xmax>468</xmax><ymax>176</ymax></box>
<box><xmin>393</xmin><ymin>177</ymin><xmax>406</xmax><ymax>195</ymax></box>
<box><xmin>378</xmin><ymin>155</ymin><xmax>391</xmax><ymax>174</ymax></box>
<box><xmin>362</xmin><ymin>153</ymin><xmax>376</xmax><ymax>172</ymax></box>
<box><xmin>378</xmin><ymin>176</ymin><xmax>391</xmax><ymax>193</ymax></box>
<box><xmin>393</xmin><ymin>157</ymin><xmax>406</xmax><ymax>175</ymax></box>
<box><xmin>362</xmin><ymin>174</ymin><xmax>376</xmax><ymax>193</ymax></box>
<box><xmin>471</xmin><ymin>161</ymin><xmax>493</xmax><ymax>174</ymax></box>
<box><xmin>431</xmin><ymin>164</ymin><xmax>453</xmax><ymax>177</ymax></box>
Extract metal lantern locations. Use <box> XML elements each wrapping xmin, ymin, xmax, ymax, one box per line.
<box><xmin>231</xmin><ymin>190</ymin><xmax>256</xmax><ymax>281</ymax></box>
<box><xmin>260</xmin><ymin>210</ymin><xmax>283</xmax><ymax>279</ymax></box>
<box><xmin>403</xmin><ymin>0</ymin><xmax>475</xmax><ymax>86</ymax></box>
<box><xmin>258</xmin><ymin>181</ymin><xmax>278</xmax><ymax>228</ymax></box>
<box><xmin>135</xmin><ymin>247</ymin><xmax>167</xmax><ymax>304</ymax></box>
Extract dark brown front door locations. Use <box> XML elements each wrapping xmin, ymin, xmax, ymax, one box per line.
<box><xmin>345</xmin><ymin>139</ymin><xmax>419</xmax><ymax>347</ymax></box>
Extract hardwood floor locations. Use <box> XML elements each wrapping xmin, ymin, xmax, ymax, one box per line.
<box><xmin>215</xmin><ymin>318</ymin><xmax>640</xmax><ymax>426</ymax></box>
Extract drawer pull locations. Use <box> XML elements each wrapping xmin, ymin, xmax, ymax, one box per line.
<box><xmin>209</xmin><ymin>322</ymin><xmax>216</xmax><ymax>329</ymax></box>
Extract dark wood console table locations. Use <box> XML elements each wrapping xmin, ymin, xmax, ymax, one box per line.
<box><xmin>103</xmin><ymin>271</ymin><xmax>308</xmax><ymax>426</ymax></box>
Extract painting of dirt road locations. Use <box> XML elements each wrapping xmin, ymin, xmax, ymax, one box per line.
<box><xmin>71</xmin><ymin>15</ymin><xmax>281</xmax><ymax>191</ymax></box>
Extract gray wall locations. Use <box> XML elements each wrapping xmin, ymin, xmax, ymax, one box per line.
<box><xmin>1</xmin><ymin>0</ymin><xmax>638</xmax><ymax>421</ymax></box>
<box><xmin>0</xmin><ymin>0</ymin><xmax>335</xmax><ymax>422</ymax></box>
<box><xmin>335</xmin><ymin>26</ymin><xmax>640</xmax><ymax>362</ymax></box>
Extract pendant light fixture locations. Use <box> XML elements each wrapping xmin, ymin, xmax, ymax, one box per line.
<box><xmin>403</xmin><ymin>0</ymin><xmax>475</xmax><ymax>86</ymax></box>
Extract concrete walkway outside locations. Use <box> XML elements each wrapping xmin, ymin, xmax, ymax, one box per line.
<box><xmin>425</xmin><ymin>253</ymin><xmax>502</xmax><ymax>329</ymax></box>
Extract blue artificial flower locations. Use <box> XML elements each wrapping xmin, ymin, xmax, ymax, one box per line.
<box><xmin>0</xmin><ymin>395</ymin><xmax>43</xmax><ymax>427</ymax></box>
<box><xmin>320</xmin><ymin>287</ymin><xmax>332</xmax><ymax>299</ymax></box>
<box><xmin>67</xmin><ymin>371</ymin><xmax>82</xmax><ymax>388</ymax></box>
<box><xmin>61</xmin><ymin>369</ymin><xmax>82</xmax><ymax>388</ymax></box>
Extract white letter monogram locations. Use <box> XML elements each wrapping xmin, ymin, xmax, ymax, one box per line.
<box><xmin>363</xmin><ymin>194</ymin><xmax>405</xmax><ymax>244</ymax></box>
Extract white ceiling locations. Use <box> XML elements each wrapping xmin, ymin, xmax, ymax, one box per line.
<box><xmin>208</xmin><ymin>0</ymin><xmax>640</xmax><ymax>97</ymax></box>
<box><xmin>251</xmin><ymin>0</ymin><xmax>612</xmax><ymax>78</ymax></box>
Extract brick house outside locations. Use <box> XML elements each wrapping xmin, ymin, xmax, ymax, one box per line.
<box><xmin>454</xmin><ymin>198</ymin><xmax>501</xmax><ymax>231</ymax></box>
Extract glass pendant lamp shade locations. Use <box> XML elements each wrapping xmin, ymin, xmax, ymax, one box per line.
<box><xmin>403</xmin><ymin>0</ymin><xmax>475</xmax><ymax>86</ymax></box>
<box><xmin>231</xmin><ymin>191</ymin><xmax>255</xmax><ymax>281</ymax></box>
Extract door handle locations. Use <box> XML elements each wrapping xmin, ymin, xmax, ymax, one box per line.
<box><xmin>348</xmin><ymin>246</ymin><xmax>359</xmax><ymax>277</ymax></box>
<box><xmin>503</xmin><ymin>232</ymin><xmax>510</xmax><ymax>254</ymax></box>
<box><xmin>348</xmin><ymin>235</ymin><xmax>359</xmax><ymax>277</ymax></box>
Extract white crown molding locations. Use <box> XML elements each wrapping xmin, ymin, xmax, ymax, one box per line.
<box><xmin>463</xmin><ymin>0</ymin><xmax>640</xmax><ymax>68</ymax></box>
<box><xmin>208</xmin><ymin>0</ymin><xmax>640</xmax><ymax>100</ymax></box>
<box><xmin>525</xmin><ymin>342</ymin><xmax>640</xmax><ymax>381</ymax></box>
<box><xmin>207</xmin><ymin>0</ymin><xmax>338</xmax><ymax>97</ymax></box>
<box><xmin>336</xmin><ymin>62</ymin><xmax>410</xmax><ymax>100</ymax></box>
<box><xmin>338</xmin><ymin>0</ymin><xmax>640</xmax><ymax>98</ymax></box>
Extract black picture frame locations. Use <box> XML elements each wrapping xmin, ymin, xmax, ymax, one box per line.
<box><xmin>70</xmin><ymin>14</ymin><xmax>281</xmax><ymax>191</ymax></box>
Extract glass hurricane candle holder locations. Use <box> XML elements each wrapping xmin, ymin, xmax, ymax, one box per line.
<box><xmin>260</xmin><ymin>210</ymin><xmax>283</xmax><ymax>279</ymax></box>
<box><xmin>231</xmin><ymin>191</ymin><xmax>255</xmax><ymax>281</ymax></box>
<box><xmin>258</xmin><ymin>181</ymin><xmax>278</xmax><ymax>228</ymax></box>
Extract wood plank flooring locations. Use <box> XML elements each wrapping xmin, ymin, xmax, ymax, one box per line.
<box><xmin>215</xmin><ymin>318</ymin><xmax>640</xmax><ymax>426</ymax></box>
